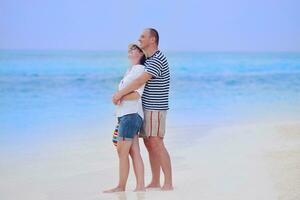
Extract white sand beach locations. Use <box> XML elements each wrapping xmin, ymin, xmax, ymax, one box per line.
<box><xmin>0</xmin><ymin>121</ymin><xmax>299</xmax><ymax>200</ymax></box>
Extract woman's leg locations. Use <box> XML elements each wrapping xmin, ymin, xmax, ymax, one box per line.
<box><xmin>103</xmin><ymin>140</ymin><xmax>132</xmax><ymax>193</ymax></box>
<box><xmin>129</xmin><ymin>135</ymin><xmax>145</xmax><ymax>191</ymax></box>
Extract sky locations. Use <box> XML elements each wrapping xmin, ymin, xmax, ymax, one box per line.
<box><xmin>1</xmin><ymin>0</ymin><xmax>300</xmax><ymax>51</ymax></box>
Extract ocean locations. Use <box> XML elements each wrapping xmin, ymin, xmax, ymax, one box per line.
<box><xmin>1</xmin><ymin>50</ymin><xmax>300</xmax><ymax>144</ymax></box>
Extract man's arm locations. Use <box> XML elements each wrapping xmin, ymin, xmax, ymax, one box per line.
<box><xmin>122</xmin><ymin>91</ymin><xmax>140</xmax><ymax>100</ymax></box>
<box><xmin>112</xmin><ymin>72</ymin><xmax>152</xmax><ymax>105</ymax></box>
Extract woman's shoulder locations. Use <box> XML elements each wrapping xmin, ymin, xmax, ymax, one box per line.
<box><xmin>131</xmin><ymin>64</ymin><xmax>145</xmax><ymax>73</ymax></box>
<box><xmin>132</xmin><ymin>64</ymin><xmax>145</xmax><ymax>69</ymax></box>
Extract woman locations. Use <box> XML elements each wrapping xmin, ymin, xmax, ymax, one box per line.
<box><xmin>104</xmin><ymin>43</ymin><xmax>146</xmax><ymax>193</ymax></box>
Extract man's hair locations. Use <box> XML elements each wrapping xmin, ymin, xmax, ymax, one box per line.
<box><xmin>147</xmin><ymin>28</ymin><xmax>159</xmax><ymax>46</ymax></box>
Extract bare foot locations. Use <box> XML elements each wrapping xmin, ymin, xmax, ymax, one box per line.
<box><xmin>103</xmin><ymin>187</ymin><xmax>125</xmax><ymax>193</ymax></box>
<box><xmin>146</xmin><ymin>183</ymin><xmax>161</xmax><ymax>189</ymax></box>
<box><xmin>133</xmin><ymin>187</ymin><xmax>146</xmax><ymax>192</ymax></box>
<box><xmin>161</xmin><ymin>184</ymin><xmax>174</xmax><ymax>191</ymax></box>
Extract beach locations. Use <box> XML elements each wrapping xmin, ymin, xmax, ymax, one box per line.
<box><xmin>1</xmin><ymin>0</ymin><xmax>300</xmax><ymax>197</ymax></box>
<box><xmin>0</xmin><ymin>120</ymin><xmax>299</xmax><ymax>200</ymax></box>
<box><xmin>1</xmin><ymin>51</ymin><xmax>300</xmax><ymax>199</ymax></box>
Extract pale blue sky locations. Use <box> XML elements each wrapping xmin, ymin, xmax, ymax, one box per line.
<box><xmin>1</xmin><ymin>0</ymin><xmax>299</xmax><ymax>51</ymax></box>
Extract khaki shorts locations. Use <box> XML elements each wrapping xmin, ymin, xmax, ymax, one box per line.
<box><xmin>139</xmin><ymin>110</ymin><xmax>167</xmax><ymax>138</ymax></box>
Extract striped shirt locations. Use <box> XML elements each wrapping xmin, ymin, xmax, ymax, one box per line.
<box><xmin>142</xmin><ymin>50</ymin><xmax>170</xmax><ymax>110</ymax></box>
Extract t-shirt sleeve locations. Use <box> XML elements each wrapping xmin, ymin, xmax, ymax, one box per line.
<box><xmin>145</xmin><ymin>57</ymin><xmax>162</xmax><ymax>78</ymax></box>
<box><xmin>130</xmin><ymin>65</ymin><xmax>146</xmax><ymax>96</ymax></box>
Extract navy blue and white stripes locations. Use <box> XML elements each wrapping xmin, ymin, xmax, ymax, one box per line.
<box><xmin>142</xmin><ymin>50</ymin><xmax>170</xmax><ymax>110</ymax></box>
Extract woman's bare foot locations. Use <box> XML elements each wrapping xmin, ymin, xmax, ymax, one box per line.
<box><xmin>161</xmin><ymin>184</ymin><xmax>174</xmax><ymax>191</ymax></box>
<box><xmin>133</xmin><ymin>187</ymin><xmax>146</xmax><ymax>192</ymax></box>
<box><xmin>103</xmin><ymin>186</ymin><xmax>125</xmax><ymax>193</ymax></box>
<box><xmin>146</xmin><ymin>183</ymin><xmax>161</xmax><ymax>189</ymax></box>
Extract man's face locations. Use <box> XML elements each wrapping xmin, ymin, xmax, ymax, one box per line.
<box><xmin>139</xmin><ymin>29</ymin><xmax>151</xmax><ymax>50</ymax></box>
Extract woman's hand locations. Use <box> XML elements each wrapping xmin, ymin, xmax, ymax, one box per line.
<box><xmin>112</xmin><ymin>91</ymin><xmax>123</xmax><ymax>105</ymax></box>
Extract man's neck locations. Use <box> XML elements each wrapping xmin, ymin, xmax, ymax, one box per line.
<box><xmin>146</xmin><ymin>46</ymin><xmax>158</xmax><ymax>58</ymax></box>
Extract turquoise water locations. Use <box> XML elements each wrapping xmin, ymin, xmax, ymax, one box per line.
<box><xmin>1</xmin><ymin>51</ymin><xmax>300</xmax><ymax>142</ymax></box>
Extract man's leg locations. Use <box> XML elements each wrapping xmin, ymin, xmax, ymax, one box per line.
<box><xmin>145</xmin><ymin>136</ymin><xmax>173</xmax><ymax>190</ymax></box>
<box><xmin>144</xmin><ymin>137</ymin><xmax>161</xmax><ymax>188</ymax></box>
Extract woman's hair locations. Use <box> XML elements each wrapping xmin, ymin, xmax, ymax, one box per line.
<box><xmin>139</xmin><ymin>54</ymin><xmax>146</xmax><ymax>65</ymax></box>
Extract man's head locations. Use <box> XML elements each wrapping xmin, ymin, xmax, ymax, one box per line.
<box><xmin>139</xmin><ymin>28</ymin><xmax>159</xmax><ymax>51</ymax></box>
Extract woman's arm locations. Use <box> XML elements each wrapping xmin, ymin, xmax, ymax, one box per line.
<box><xmin>112</xmin><ymin>72</ymin><xmax>152</xmax><ymax>104</ymax></box>
<box><xmin>121</xmin><ymin>91</ymin><xmax>141</xmax><ymax>100</ymax></box>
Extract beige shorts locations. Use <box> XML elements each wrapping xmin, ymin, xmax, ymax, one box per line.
<box><xmin>139</xmin><ymin>110</ymin><xmax>167</xmax><ymax>138</ymax></box>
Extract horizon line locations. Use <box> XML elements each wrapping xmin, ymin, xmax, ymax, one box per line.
<box><xmin>1</xmin><ymin>48</ymin><xmax>300</xmax><ymax>54</ymax></box>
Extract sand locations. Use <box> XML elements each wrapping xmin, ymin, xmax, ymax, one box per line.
<box><xmin>0</xmin><ymin>121</ymin><xmax>299</xmax><ymax>200</ymax></box>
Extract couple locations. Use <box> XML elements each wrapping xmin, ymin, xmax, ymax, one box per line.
<box><xmin>103</xmin><ymin>28</ymin><xmax>173</xmax><ymax>193</ymax></box>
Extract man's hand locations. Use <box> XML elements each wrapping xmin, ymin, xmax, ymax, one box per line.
<box><xmin>112</xmin><ymin>91</ymin><xmax>123</xmax><ymax>105</ymax></box>
<box><xmin>112</xmin><ymin>72</ymin><xmax>152</xmax><ymax>105</ymax></box>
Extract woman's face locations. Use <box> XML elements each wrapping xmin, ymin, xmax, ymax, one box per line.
<box><xmin>128</xmin><ymin>45</ymin><xmax>143</xmax><ymax>61</ymax></box>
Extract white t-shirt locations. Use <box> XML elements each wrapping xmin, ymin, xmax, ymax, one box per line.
<box><xmin>115</xmin><ymin>64</ymin><xmax>145</xmax><ymax>118</ymax></box>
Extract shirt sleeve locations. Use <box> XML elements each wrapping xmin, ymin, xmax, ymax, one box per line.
<box><xmin>130</xmin><ymin>65</ymin><xmax>146</xmax><ymax>96</ymax></box>
<box><xmin>145</xmin><ymin>57</ymin><xmax>162</xmax><ymax>78</ymax></box>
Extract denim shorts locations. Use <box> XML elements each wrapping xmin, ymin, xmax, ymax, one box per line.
<box><xmin>117</xmin><ymin>113</ymin><xmax>143</xmax><ymax>141</ymax></box>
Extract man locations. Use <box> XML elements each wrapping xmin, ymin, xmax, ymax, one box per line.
<box><xmin>112</xmin><ymin>28</ymin><xmax>173</xmax><ymax>191</ymax></box>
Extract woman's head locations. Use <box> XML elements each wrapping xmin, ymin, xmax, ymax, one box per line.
<box><xmin>128</xmin><ymin>43</ymin><xmax>146</xmax><ymax>65</ymax></box>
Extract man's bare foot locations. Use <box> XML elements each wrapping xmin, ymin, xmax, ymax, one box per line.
<box><xmin>133</xmin><ymin>187</ymin><xmax>146</xmax><ymax>192</ymax></box>
<box><xmin>146</xmin><ymin>183</ymin><xmax>161</xmax><ymax>189</ymax></box>
<box><xmin>161</xmin><ymin>184</ymin><xmax>174</xmax><ymax>191</ymax></box>
<box><xmin>103</xmin><ymin>186</ymin><xmax>125</xmax><ymax>193</ymax></box>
